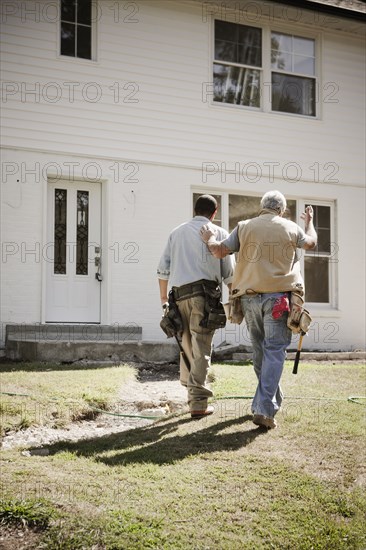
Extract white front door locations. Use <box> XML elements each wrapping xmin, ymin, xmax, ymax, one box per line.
<box><xmin>46</xmin><ymin>180</ymin><xmax>102</xmax><ymax>323</ymax></box>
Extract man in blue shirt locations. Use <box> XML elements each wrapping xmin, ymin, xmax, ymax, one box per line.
<box><xmin>200</xmin><ymin>190</ymin><xmax>317</xmax><ymax>429</ymax></box>
<box><xmin>157</xmin><ymin>195</ymin><xmax>234</xmax><ymax>418</ymax></box>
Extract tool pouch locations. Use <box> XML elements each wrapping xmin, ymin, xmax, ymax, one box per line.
<box><xmin>224</xmin><ymin>296</ymin><xmax>244</xmax><ymax>324</ymax></box>
<box><xmin>287</xmin><ymin>291</ymin><xmax>312</xmax><ymax>334</ymax></box>
<box><xmin>200</xmin><ymin>284</ymin><xmax>227</xmax><ymax>330</ymax></box>
<box><xmin>160</xmin><ymin>291</ymin><xmax>184</xmax><ymax>338</ymax></box>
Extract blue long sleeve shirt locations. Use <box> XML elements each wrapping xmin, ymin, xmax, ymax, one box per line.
<box><xmin>157</xmin><ymin>216</ymin><xmax>235</xmax><ymax>288</ymax></box>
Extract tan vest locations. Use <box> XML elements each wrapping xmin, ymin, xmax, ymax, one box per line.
<box><xmin>231</xmin><ymin>211</ymin><xmax>304</xmax><ymax>296</ymax></box>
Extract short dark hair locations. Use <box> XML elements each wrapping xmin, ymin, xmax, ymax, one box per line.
<box><xmin>194</xmin><ymin>195</ymin><xmax>217</xmax><ymax>218</ymax></box>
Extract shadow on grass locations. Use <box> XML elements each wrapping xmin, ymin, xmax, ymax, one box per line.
<box><xmin>45</xmin><ymin>413</ymin><xmax>264</xmax><ymax>465</ymax></box>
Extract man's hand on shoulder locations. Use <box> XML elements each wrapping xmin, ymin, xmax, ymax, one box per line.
<box><xmin>200</xmin><ymin>224</ymin><xmax>217</xmax><ymax>244</ymax></box>
<box><xmin>200</xmin><ymin>224</ymin><xmax>231</xmax><ymax>259</ymax></box>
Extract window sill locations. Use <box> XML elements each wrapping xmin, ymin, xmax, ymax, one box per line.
<box><xmin>210</xmin><ymin>101</ymin><xmax>320</xmax><ymax>120</ymax></box>
<box><xmin>57</xmin><ymin>54</ymin><xmax>99</xmax><ymax>66</ymax></box>
<box><xmin>307</xmin><ymin>305</ymin><xmax>341</xmax><ymax>317</ymax></box>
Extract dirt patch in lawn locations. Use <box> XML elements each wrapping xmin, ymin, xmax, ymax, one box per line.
<box><xmin>1</xmin><ymin>362</ymin><xmax>188</xmax><ymax>451</ymax></box>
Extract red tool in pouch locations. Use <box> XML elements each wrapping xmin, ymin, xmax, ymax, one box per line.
<box><xmin>272</xmin><ymin>295</ymin><xmax>290</xmax><ymax>319</ymax></box>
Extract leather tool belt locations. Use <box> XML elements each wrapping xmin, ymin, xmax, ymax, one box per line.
<box><xmin>172</xmin><ymin>279</ymin><xmax>218</xmax><ymax>302</ymax></box>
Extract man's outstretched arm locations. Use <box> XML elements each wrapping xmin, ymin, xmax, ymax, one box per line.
<box><xmin>200</xmin><ymin>225</ymin><xmax>232</xmax><ymax>259</ymax></box>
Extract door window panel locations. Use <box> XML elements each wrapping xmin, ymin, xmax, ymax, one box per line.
<box><xmin>54</xmin><ymin>189</ymin><xmax>67</xmax><ymax>275</ymax></box>
<box><xmin>76</xmin><ymin>191</ymin><xmax>89</xmax><ymax>275</ymax></box>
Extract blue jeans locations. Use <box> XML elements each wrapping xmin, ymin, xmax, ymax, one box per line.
<box><xmin>241</xmin><ymin>293</ymin><xmax>292</xmax><ymax>418</ymax></box>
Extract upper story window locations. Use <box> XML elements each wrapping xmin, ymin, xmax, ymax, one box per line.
<box><xmin>61</xmin><ymin>0</ymin><xmax>92</xmax><ymax>60</ymax></box>
<box><xmin>214</xmin><ymin>21</ymin><xmax>262</xmax><ymax>108</ymax></box>
<box><xmin>271</xmin><ymin>33</ymin><xmax>316</xmax><ymax>116</ymax></box>
<box><xmin>213</xmin><ymin>20</ymin><xmax>317</xmax><ymax>117</ymax></box>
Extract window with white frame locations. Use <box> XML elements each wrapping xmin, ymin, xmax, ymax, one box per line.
<box><xmin>303</xmin><ymin>204</ymin><xmax>333</xmax><ymax>303</ymax></box>
<box><xmin>61</xmin><ymin>0</ymin><xmax>92</xmax><ymax>60</ymax></box>
<box><xmin>193</xmin><ymin>192</ymin><xmax>335</xmax><ymax>304</ymax></box>
<box><xmin>214</xmin><ymin>21</ymin><xmax>262</xmax><ymax>108</ymax></box>
<box><xmin>193</xmin><ymin>193</ymin><xmax>223</xmax><ymax>226</ymax></box>
<box><xmin>213</xmin><ymin>20</ymin><xmax>317</xmax><ymax>117</ymax></box>
<box><xmin>271</xmin><ymin>32</ymin><xmax>316</xmax><ymax>116</ymax></box>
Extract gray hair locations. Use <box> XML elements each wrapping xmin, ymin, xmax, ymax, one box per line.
<box><xmin>260</xmin><ymin>190</ymin><xmax>287</xmax><ymax>214</ymax></box>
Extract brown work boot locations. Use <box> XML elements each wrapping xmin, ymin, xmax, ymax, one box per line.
<box><xmin>253</xmin><ymin>414</ymin><xmax>277</xmax><ymax>429</ymax></box>
<box><xmin>191</xmin><ymin>405</ymin><xmax>214</xmax><ymax>419</ymax></box>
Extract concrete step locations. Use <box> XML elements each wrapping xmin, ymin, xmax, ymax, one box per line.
<box><xmin>4</xmin><ymin>323</ymin><xmax>149</xmax><ymax>363</ymax></box>
<box><xmin>6</xmin><ymin>323</ymin><xmax>142</xmax><ymax>343</ymax></box>
<box><xmin>5</xmin><ymin>339</ymin><xmax>179</xmax><ymax>363</ymax></box>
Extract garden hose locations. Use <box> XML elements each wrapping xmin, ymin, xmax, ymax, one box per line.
<box><xmin>0</xmin><ymin>391</ymin><xmax>365</xmax><ymax>424</ymax></box>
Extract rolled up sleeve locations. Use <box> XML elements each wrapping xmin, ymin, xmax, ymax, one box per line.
<box><xmin>222</xmin><ymin>226</ymin><xmax>240</xmax><ymax>253</ymax></box>
<box><xmin>221</xmin><ymin>254</ymin><xmax>235</xmax><ymax>285</ymax></box>
<box><xmin>216</xmin><ymin>227</ymin><xmax>236</xmax><ymax>286</ymax></box>
<box><xmin>157</xmin><ymin>239</ymin><xmax>171</xmax><ymax>280</ymax></box>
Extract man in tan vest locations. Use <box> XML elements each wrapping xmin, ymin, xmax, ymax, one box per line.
<box><xmin>200</xmin><ymin>190</ymin><xmax>317</xmax><ymax>429</ymax></box>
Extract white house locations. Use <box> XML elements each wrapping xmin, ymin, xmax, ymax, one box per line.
<box><xmin>1</xmin><ymin>0</ymin><xmax>365</xmax><ymax>357</ymax></box>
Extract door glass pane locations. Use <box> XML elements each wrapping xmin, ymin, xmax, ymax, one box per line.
<box><xmin>76</xmin><ymin>191</ymin><xmax>89</xmax><ymax>275</ymax></box>
<box><xmin>213</xmin><ymin>64</ymin><xmax>260</xmax><ymax>107</ymax></box>
<box><xmin>305</xmin><ymin>256</ymin><xmax>329</xmax><ymax>302</ymax></box>
<box><xmin>54</xmin><ymin>189</ymin><xmax>67</xmax><ymax>275</ymax></box>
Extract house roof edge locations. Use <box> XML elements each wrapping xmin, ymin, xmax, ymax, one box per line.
<box><xmin>269</xmin><ymin>0</ymin><xmax>366</xmax><ymax>21</ymax></box>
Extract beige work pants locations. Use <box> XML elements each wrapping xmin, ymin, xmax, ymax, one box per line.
<box><xmin>177</xmin><ymin>295</ymin><xmax>214</xmax><ymax>412</ymax></box>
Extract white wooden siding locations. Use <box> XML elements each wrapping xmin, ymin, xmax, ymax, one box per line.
<box><xmin>1</xmin><ymin>1</ymin><xmax>365</xmax><ymax>350</ymax></box>
<box><xmin>1</xmin><ymin>1</ymin><xmax>364</xmax><ymax>185</ymax></box>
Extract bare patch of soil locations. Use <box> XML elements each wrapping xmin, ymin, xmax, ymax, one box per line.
<box><xmin>1</xmin><ymin>363</ymin><xmax>188</xmax><ymax>451</ymax></box>
<box><xmin>0</xmin><ymin>525</ymin><xmax>42</xmax><ymax>550</ymax></box>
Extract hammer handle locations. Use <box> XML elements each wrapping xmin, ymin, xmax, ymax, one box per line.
<box><xmin>292</xmin><ymin>333</ymin><xmax>304</xmax><ymax>375</ymax></box>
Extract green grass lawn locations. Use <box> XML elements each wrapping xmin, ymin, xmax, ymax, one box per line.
<box><xmin>0</xmin><ymin>362</ymin><xmax>136</xmax><ymax>433</ymax></box>
<box><xmin>0</xmin><ymin>361</ymin><xmax>365</xmax><ymax>549</ymax></box>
